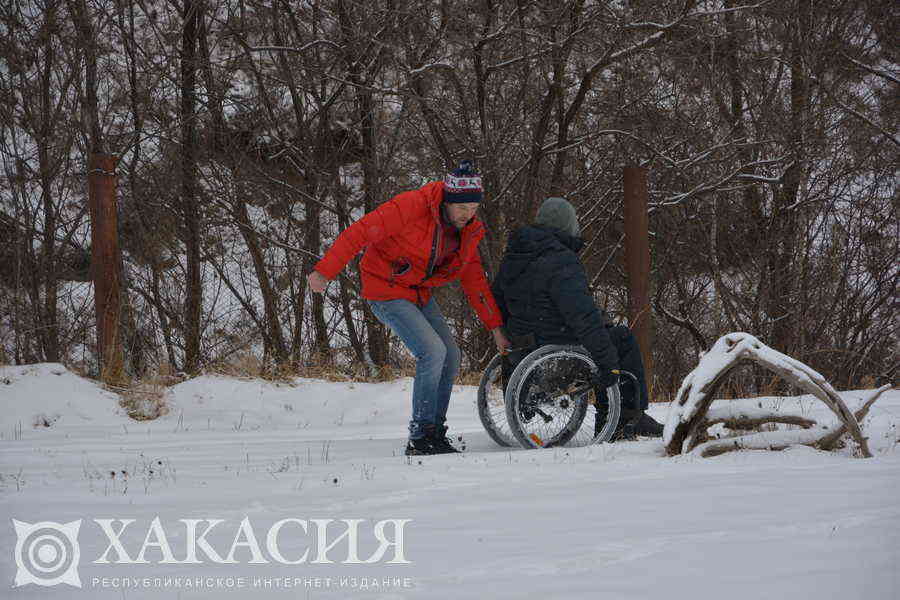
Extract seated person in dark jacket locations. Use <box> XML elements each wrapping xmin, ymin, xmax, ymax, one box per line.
<box><xmin>491</xmin><ymin>197</ymin><xmax>663</xmax><ymax>438</ymax></box>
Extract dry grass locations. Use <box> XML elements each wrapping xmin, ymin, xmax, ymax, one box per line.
<box><xmin>858</xmin><ymin>375</ymin><xmax>883</xmax><ymax>389</ymax></box>
<box><xmin>99</xmin><ymin>353</ymin><xmax>128</xmax><ymax>386</ymax></box>
<box><xmin>204</xmin><ymin>351</ymin><xmax>418</xmax><ymax>384</ymax></box>
<box><xmin>457</xmin><ymin>370</ymin><xmax>484</xmax><ymax>385</ymax></box>
<box><xmin>655</xmin><ymin>371</ymin><xmax>786</xmax><ymax>405</ymax></box>
<box><xmin>205</xmin><ymin>351</ymin><xmax>290</xmax><ymax>382</ymax></box>
<box><xmin>113</xmin><ymin>365</ymin><xmax>173</xmax><ymax>421</ymax></box>
<box><xmin>119</xmin><ymin>380</ymin><xmax>169</xmax><ymax>420</ymax></box>
<box><xmin>295</xmin><ymin>362</ymin><xmax>415</xmax><ymax>383</ymax></box>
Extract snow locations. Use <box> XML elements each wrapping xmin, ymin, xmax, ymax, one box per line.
<box><xmin>703</xmin><ymin>397</ymin><xmax>814</xmax><ymax>423</ymax></box>
<box><xmin>1</xmin><ymin>363</ymin><xmax>899</xmax><ymax>599</ymax></box>
<box><xmin>0</xmin><ymin>363</ymin><xmax>124</xmax><ymax>430</ymax></box>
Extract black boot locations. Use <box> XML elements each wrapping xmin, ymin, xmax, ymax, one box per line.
<box><xmin>594</xmin><ymin>406</ymin><xmax>640</xmax><ymax>441</ymax></box>
<box><xmin>404</xmin><ymin>436</ymin><xmax>438</xmax><ymax>456</ymax></box>
<box><xmin>612</xmin><ymin>409</ymin><xmax>640</xmax><ymax>441</ymax></box>
<box><xmin>633</xmin><ymin>411</ymin><xmax>664</xmax><ymax>437</ymax></box>
<box><xmin>404</xmin><ymin>424</ymin><xmax>461</xmax><ymax>456</ymax></box>
<box><xmin>429</xmin><ymin>424</ymin><xmax>461</xmax><ymax>454</ymax></box>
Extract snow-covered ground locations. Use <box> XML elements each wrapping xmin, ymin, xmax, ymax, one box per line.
<box><xmin>1</xmin><ymin>363</ymin><xmax>898</xmax><ymax>599</ymax></box>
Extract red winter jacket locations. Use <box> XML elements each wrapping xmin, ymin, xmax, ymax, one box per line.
<box><xmin>314</xmin><ymin>181</ymin><xmax>503</xmax><ymax>330</ymax></box>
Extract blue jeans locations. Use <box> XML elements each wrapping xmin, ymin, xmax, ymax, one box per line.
<box><xmin>368</xmin><ymin>297</ymin><xmax>461</xmax><ymax>439</ymax></box>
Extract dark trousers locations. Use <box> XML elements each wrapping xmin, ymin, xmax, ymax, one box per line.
<box><xmin>606</xmin><ymin>325</ymin><xmax>649</xmax><ymax>410</ymax></box>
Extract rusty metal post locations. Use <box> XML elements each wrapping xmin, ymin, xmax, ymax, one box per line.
<box><xmin>88</xmin><ymin>153</ymin><xmax>123</xmax><ymax>381</ymax></box>
<box><xmin>623</xmin><ymin>166</ymin><xmax>653</xmax><ymax>398</ymax></box>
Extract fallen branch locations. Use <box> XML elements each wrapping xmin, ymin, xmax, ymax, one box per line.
<box><xmin>703</xmin><ymin>402</ymin><xmax>819</xmax><ymax>429</ymax></box>
<box><xmin>712</xmin><ymin>414</ymin><xmax>817</xmax><ymax>431</ymax></box>
<box><xmin>694</xmin><ymin>428</ymin><xmax>831</xmax><ymax>458</ymax></box>
<box><xmin>665</xmin><ymin>333</ymin><xmax>872</xmax><ymax>457</ymax></box>
<box><xmin>684</xmin><ymin>384</ymin><xmax>892</xmax><ymax>458</ymax></box>
<box><xmin>814</xmin><ymin>384</ymin><xmax>892</xmax><ymax>451</ymax></box>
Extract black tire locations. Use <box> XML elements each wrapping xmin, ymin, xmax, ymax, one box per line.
<box><xmin>476</xmin><ymin>354</ymin><xmax>516</xmax><ymax>447</ymax></box>
<box><xmin>505</xmin><ymin>345</ymin><xmax>622</xmax><ymax>449</ymax></box>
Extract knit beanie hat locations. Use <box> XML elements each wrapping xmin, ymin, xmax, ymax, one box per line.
<box><xmin>535</xmin><ymin>197</ymin><xmax>580</xmax><ymax>238</ymax></box>
<box><xmin>443</xmin><ymin>160</ymin><xmax>483</xmax><ymax>204</ymax></box>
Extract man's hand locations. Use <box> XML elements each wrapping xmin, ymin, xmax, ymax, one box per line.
<box><xmin>491</xmin><ymin>328</ymin><xmax>512</xmax><ymax>355</ymax></box>
<box><xmin>307</xmin><ymin>270</ymin><xmax>329</xmax><ymax>294</ymax></box>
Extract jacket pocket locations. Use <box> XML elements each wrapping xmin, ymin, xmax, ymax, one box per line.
<box><xmin>388</xmin><ymin>257</ymin><xmax>412</xmax><ymax>287</ymax></box>
<box><xmin>391</xmin><ymin>257</ymin><xmax>412</xmax><ymax>276</ymax></box>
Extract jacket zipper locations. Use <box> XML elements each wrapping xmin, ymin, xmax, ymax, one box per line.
<box><xmin>424</xmin><ymin>219</ymin><xmax>441</xmax><ymax>280</ymax></box>
<box><xmin>424</xmin><ymin>207</ymin><xmax>476</xmax><ymax>284</ymax></box>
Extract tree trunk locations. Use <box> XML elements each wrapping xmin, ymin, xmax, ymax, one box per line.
<box><xmin>233</xmin><ymin>195</ymin><xmax>288</xmax><ymax>363</ymax></box>
<box><xmin>768</xmin><ymin>0</ymin><xmax>810</xmax><ymax>356</ymax></box>
<box><xmin>36</xmin><ymin>3</ymin><xmax>60</xmax><ymax>362</ymax></box>
<box><xmin>181</xmin><ymin>0</ymin><xmax>202</xmax><ymax>372</ymax></box>
<box><xmin>332</xmin><ymin>169</ymin><xmax>366</xmax><ymax>367</ymax></box>
<box><xmin>305</xmin><ymin>165</ymin><xmax>331</xmax><ymax>363</ymax></box>
<box><xmin>336</xmin><ymin>0</ymin><xmax>389</xmax><ymax>367</ymax></box>
<box><xmin>71</xmin><ymin>0</ymin><xmax>126</xmax><ymax>380</ymax></box>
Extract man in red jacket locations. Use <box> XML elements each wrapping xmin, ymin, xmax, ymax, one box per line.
<box><xmin>308</xmin><ymin>161</ymin><xmax>510</xmax><ymax>455</ymax></box>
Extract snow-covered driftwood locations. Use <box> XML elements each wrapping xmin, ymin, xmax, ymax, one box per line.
<box><xmin>689</xmin><ymin>385</ymin><xmax>892</xmax><ymax>458</ymax></box>
<box><xmin>663</xmin><ymin>333</ymin><xmax>877</xmax><ymax>458</ymax></box>
<box><xmin>704</xmin><ymin>402</ymin><xmax>818</xmax><ymax>431</ymax></box>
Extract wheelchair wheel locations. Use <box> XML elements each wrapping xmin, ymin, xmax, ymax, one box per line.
<box><xmin>505</xmin><ymin>345</ymin><xmax>622</xmax><ymax>449</ymax></box>
<box><xmin>476</xmin><ymin>354</ymin><xmax>516</xmax><ymax>447</ymax></box>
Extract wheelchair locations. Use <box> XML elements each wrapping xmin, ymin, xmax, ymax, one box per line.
<box><xmin>478</xmin><ymin>344</ymin><xmax>636</xmax><ymax>449</ymax></box>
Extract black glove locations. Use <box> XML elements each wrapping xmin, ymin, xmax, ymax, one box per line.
<box><xmin>591</xmin><ymin>369</ymin><xmax>619</xmax><ymax>390</ymax></box>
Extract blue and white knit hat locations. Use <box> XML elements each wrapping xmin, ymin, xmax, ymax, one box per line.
<box><xmin>443</xmin><ymin>160</ymin><xmax>483</xmax><ymax>204</ymax></box>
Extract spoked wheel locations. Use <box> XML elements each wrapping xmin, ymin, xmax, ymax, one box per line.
<box><xmin>505</xmin><ymin>345</ymin><xmax>622</xmax><ymax>449</ymax></box>
<box><xmin>476</xmin><ymin>354</ymin><xmax>516</xmax><ymax>447</ymax></box>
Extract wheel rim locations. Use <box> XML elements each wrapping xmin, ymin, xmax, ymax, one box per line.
<box><xmin>506</xmin><ymin>346</ymin><xmax>621</xmax><ymax>448</ymax></box>
<box><xmin>511</xmin><ymin>350</ymin><xmax>588</xmax><ymax>448</ymax></box>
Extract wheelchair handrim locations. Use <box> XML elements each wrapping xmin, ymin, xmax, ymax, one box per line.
<box><xmin>505</xmin><ymin>345</ymin><xmax>621</xmax><ymax>448</ymax></box>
